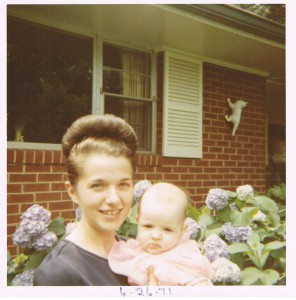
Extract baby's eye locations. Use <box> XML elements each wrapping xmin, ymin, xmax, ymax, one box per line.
<box><xmin>143</xmin><ymin>224</ymin><xmax>153</xmax><ymax>229</ymax></box>
<box><xmin>164</xmin><ymin>228</ymin><xmax>173</xmax><ymax>232</ymax></box>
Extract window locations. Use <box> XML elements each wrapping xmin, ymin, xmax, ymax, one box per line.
<box><xmin>102</xmin><ymin>44</ymin><xmax>153</xmax><ymax>152</ymax></box>
<box><xmin>7</xmin><ymin>18</ymin><xmax>155</xmax><ymax>152</ymax></box>
<box><xmin>7</xmin><ymin>18</ymin><xmax>93</xmax><ymax>145</ymax></box>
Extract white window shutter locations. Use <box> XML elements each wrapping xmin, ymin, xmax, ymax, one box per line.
<box><xmin>163</xmin><ymin>51</ymin><xmax>203</xmax><ymax>158</ymax></box>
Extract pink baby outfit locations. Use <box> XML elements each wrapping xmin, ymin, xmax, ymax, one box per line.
<box><xmin>108</xmin><ymin>238</ymin><xmax>213</xmax><ymax>286</ymax></box>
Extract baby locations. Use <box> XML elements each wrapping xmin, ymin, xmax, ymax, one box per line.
<box><xmin>108</xmin><ymin>182</ymin><xmax>213</xmax><ymax>286</ymax></box>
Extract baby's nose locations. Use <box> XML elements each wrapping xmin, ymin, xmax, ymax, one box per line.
<box><xmin>151</xmin><ymin>230</ymin><xmax>162</xmax><ymax>240</ymax></box>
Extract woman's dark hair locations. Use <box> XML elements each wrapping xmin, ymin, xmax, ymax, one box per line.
<box><xmin>62</xmin><ymin>114</ymin><xmax>138</xmax><ymax>185</ymax></box>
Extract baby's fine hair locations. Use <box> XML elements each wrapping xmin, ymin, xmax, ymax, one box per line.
<box><xmin>139</xmin><ymin>182</ymin><xmax>189</xmax><ymax>218</ymax></box>
<box><xmin>62</xmin><ymin>114</ymin><xmax>137</xmax><ymax>184</ymax></box>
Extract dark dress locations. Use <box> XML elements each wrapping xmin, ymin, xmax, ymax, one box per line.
<box><xmin>33</xmin><ymin>239</ymin><xmax>129</xmax><ymax>286</ymax></box>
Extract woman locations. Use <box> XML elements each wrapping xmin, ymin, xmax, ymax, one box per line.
<box><xmin>33</xmin><ymin>114</ymin><xmax>137</xmax><ymax>286</ymax></box>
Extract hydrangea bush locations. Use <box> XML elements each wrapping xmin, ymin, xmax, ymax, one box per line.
<box><xmin>8</xmin><ymin>181</ymin><xmax>286</xmax><ymax>286</ymax></box>
<box><xmin>7</xmin><ymin>205</ymin><xmax>66</xmax><ymax>286</ymax></box>
<box><xmin>121</xmin><ymin>181</ymin><xmax>286</xmax><ymax>285</ymax></box>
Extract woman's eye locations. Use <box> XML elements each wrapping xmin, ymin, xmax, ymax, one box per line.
<box><xmin>119</xmin><ymin>182</ymin><xmax>131</xmax><ymax>188</ymax></box>
<box><xmin>91</xmin><ymin>183</ymin><xmax>103</xmax><ymax>189</ymax></box>
<box><xmin>164</xmin><ymin>228</ymin><xmax>173</xmax><ymax>232</ymax></box>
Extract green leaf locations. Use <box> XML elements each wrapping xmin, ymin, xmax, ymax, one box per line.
<box><xmin>125</xmin><ymin>223</ymin><xmax>138</xmax><ymax>238</ymax></box>
<box><xmin>268</xmin><ymin>213</ymin><xmax>281</xmax><ymax>227</ymax></box>
<box><xmin>7</xmin><ymin>250</ymin><xmax>11</xmax><ymax>264</ymax></box>
<box><xmin>260</xmin><ymin>269</ymin><xmax>280</xmax><ymax>285</ymax></box>
<box><xmin>265</xmin><ymin>241</ymin><xmax>286</xmax><ymax>251</ymax></box>
<box><xmin>240</xmin><ymin>267</ymin><xmax>263</xmax><ymax>285</ymax></box>
<box><xmin>187</xmin><ymin>204</ymin><xmax>201</xmax><ymax>221</ymax></box>
<box><xmin>229</xmin><ymin>253</ymin><xmax>245</xmax><ymax>270</ymax></box>
<box><xmin>225</xmin><ymin>190</ymin><xmax>237</xmax><ymax>198</ymax></box>
<box><xmin>228</xmin><ymin>242</ymin><xmax>250</xmax><ymax>254</ymax></box>
<box><xmin>247</xmin><ymin>253</ymin><xmax>261</xmax><ymax>269</ymax></box>
<box><xmin>240</xmin><ymin>267</ymin><xmax>280</xmax><ymax>285</ymax></box>
<box><xmin>204</xmin><ymin>223</ymin><xmax>222</xmax><ymax>237</ymax></box>
<box><xmin>251</xmin><ymin>196</ymin><xmax>278</xmax><ymax>213</ymax></box>
<box><xmin>197</xmin><ymin>213</ymin><xmax>215</xmax><ymax>226</ymax></box>
<box><xmin>259</xmin><ymin>250</ymin><xmax>270</xmax><ymax>269</ymax></box>
<box><xmin>201</xmin><ymin>206</ymin><xmax>211</xmax><ymax>214</ymax></box>
<box><xmin>48</xmin><ymin>217</ymin><xmax>66</xmax><ymax>236</ymax></box>
<box><xmin>128</xmin><ymin>202</ymin><xmax>139</xmax><ymax>224</ymax></box>
<box><xmin>230</xmin><ymin>210</ymin><xmax>252</xmax><ymax>226</ymax></box>
<box><xmin>216</xmin><ymin>206</ymin><xmax>231</xmax><ymax>222</ymax></box>
<box><xmin>247</xmin><ymin>232</ymin><xmax>261</xmax><ymax>244</ymax></box>
<box><xmin>24</xmin><ymin>251</ymin><xmax>49</xmax><ymax>270</ymax></box>
<box><xmin>274</xmin><ymin>223</ymin><xmax>286</xmax><ymax>237</ymax></box>
<box><xmin>254</xmin><ymin>228</ymin><xmax>275</xmax><ymax>242</ymax></box>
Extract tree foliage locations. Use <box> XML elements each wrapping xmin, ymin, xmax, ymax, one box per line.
<box><xmin>234</xmin><ymin>4</ymin><xmax>285</xmax><ymax>25</ymax></box>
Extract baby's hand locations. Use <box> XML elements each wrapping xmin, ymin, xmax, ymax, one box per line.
<box><xmin>147</xmin><ymin>266</ymin><xmax>158</xmax><ymax>286</ymax></box>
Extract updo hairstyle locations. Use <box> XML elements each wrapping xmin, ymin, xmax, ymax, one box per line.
<box><xmin>62</xmin><ymin>114</ymin><xmax>138</xmax><ymax>185</ymax></box>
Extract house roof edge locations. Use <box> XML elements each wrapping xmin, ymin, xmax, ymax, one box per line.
<box><xmin>168</xmin><ymin>4</ymin><xmax>285</xmax><ymax>45</ymax></box>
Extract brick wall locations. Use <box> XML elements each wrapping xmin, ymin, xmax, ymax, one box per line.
<box><xmin>7</xmin><ymin>57</ymin><xmax>267</xmax><ymax>255</ymax></box>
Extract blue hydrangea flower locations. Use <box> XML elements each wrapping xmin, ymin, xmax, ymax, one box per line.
<box><xmin>253</xmin><ymin>210</ymin><xmax>267</xmax><ymax>222</ymax></box>
<box><xmin>19</xmin><ymin>219</ymin><xmax>47</xmax><ymax>237</ymax></box>
<box><xmin>11</xmin><ymin>269</ymin><xmax>34</xmax><ymax>286</ymax></box>
<box><xmin>32</xmin><ymin>231</ymin><xmax>58</xmax><ymax>251</ymax></box>
<box><xmin>210</xmin><ymin>257</ymin><xmax>241</xmax><ymax>284</ymax></box>
<box><xmin>65</xmin><ymin>222</ymin><xmax>77</xmax><ymax>235</ymax></box>
<box><xmin>12</xmin><ymin>227</ymin><xmax>34</xmax><ymax>249</ymax></box>
<box><xmin>184</xmin><ymin>217</ymin><xmax>200</xmax><ymax>239</ymax></box>
<box><xmin>205</xmin><ymin>188</ymin><xmax>229</xmax><ymax>211</ymax></box>
<box><xmin>21</xmin><ymin>204</ymin><xmax>51</xmax><ymax>225</ymax></box>
<box><xmin>236</xmin><ymin>185</ymin><xmax>254</xmax><ymax>201</ymax></box>
<box><xmin>221</xmin><ymin>222</ymin><xmax>252</xmax><ymax>243</ymax></box>
<box><xmin>12</xmin><ymin>204</ymin><xmax>57</xmax><ymax>251</ymax></box>
<box><xmin>133</xmin><ymin>180</ymin><xmax>152</xmax><ymax>202</ymax></box>
<box><xmin>202</xmin><ymin>233</ymin><xmax>229</xmax><ymax>263</ymax></box>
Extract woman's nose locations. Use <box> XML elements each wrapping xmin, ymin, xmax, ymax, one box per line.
<box><xmin>105</xmin><ymin>187</ymin><xmax>120</xmax><ymax>204</ymax></box>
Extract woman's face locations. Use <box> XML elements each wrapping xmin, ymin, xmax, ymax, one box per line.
<box><xmin>67</xmin><ymin>154</ymin><xmax>134</xmax><ymax>235</ymax></box>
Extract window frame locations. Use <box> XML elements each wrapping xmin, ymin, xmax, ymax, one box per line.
<box><xmin>7</xmin><ymin>21</ymin><xmax>157</xmax><ymax>154</ymax></box>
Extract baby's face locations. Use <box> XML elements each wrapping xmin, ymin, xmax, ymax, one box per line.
<box><xmin>136</xmin><ymin>195</ymin><xmax>185</xmax><ymax>254</ymax></box>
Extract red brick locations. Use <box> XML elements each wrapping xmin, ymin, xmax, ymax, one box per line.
<box><xmin>51</xmin><ymin>182</ymin><xmax>66</xmax><ymax>191</ymax></box>
<box><xmin>7</xmin><ymin>164</ymin><xmax>23</xmax><ymax>173</ymax></box>
<box><xmin>23</xmin><ymin>183</ymin><xmax>50</xmax><ymax>192</ymax></box>
<box><xmin>35</xmin><ymin>150</ymin><xmax>44</xmax><ymax>164</ymax></box>
<box><xmin>9</xmin><ymin>174</ymin><xmax>36</xmax><ymax>183</ymax></box>
<box><xmin>44</xmin><ymin>151</ymin><xmax>53</xmax><ymax>164</ymax></box>
<box><xmin>7</xmin><ymin>204</ymin><xmax>19</xmax><ymax>214</ymax></box>
<box><xmin>7</xmin><ymin>225</ymin><xmax>17</xmax><ymax>236</ymax></box>
<box><xmin>178</xmin><ymin>159</ymin><xmax>193</xmax><ymax>166</ymax></box>
<box><xmin>52</xmin><ymin>165</ymin><xmax>67</xmax><ymax>173</ymax></box>
<box><xmin>53</xmin><ymin>151</ymin><xmax>63</xmax><ymax>164</ymax></box>
<box><xmin>146</xmin><ymin>174</ymin><xmax>163</xmax><ymax>181</ymax></box>
<box><xmin>7</xmin><ymin>150</ymin><xmax>15</xmax><ymax>164</ymax></box>
<box><xmin>7</xmin><ymin>193</ymin><xmax>34</xmax><ymax>204</ymax></box>
<box><xmin>38</xmin><ymin>174</ymin><xmax>64</xmax><ymax>182</ymax></box>
<box><xmin>60</xmin><ymin>210</ymin><xmax>76</xmax><ymax>220</ymax></box>
<box><xmin>36</xmin><ymin>192</ymin><xmax>62</xmax><ymax>201</ymax></box>
<box><xmin>7</xmin><ymin>184</ymin><xmax>22</xmax><ymax>193</ymax></box>
<box><xmin>24</xmin><ymin>150</ymin><xmax>34</xmax><ymax>164</ymax></box>
<box><xmin>49</xmin><ymin>201</ymin><xmax>74</xmax><ymax>211</ymax></box>
<box><xmin>15</xmin><ymin>150</ymin><xmax>24</xmax><ymax>164</ymax></box>
<box><xmin>25</xmin><ymin>165</ymin><xmax>51</xmax><ymax>173</ymax></box>
<box><xmin>163</xmin><ymin>173</ymin><xmax>179</xmax><ymax>180</ymax></box>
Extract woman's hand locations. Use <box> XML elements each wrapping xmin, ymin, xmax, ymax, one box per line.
<box><xmin>147</xmin><ymin>266</ymin><xmax>158</xmax><ymax>285</ymax></box>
